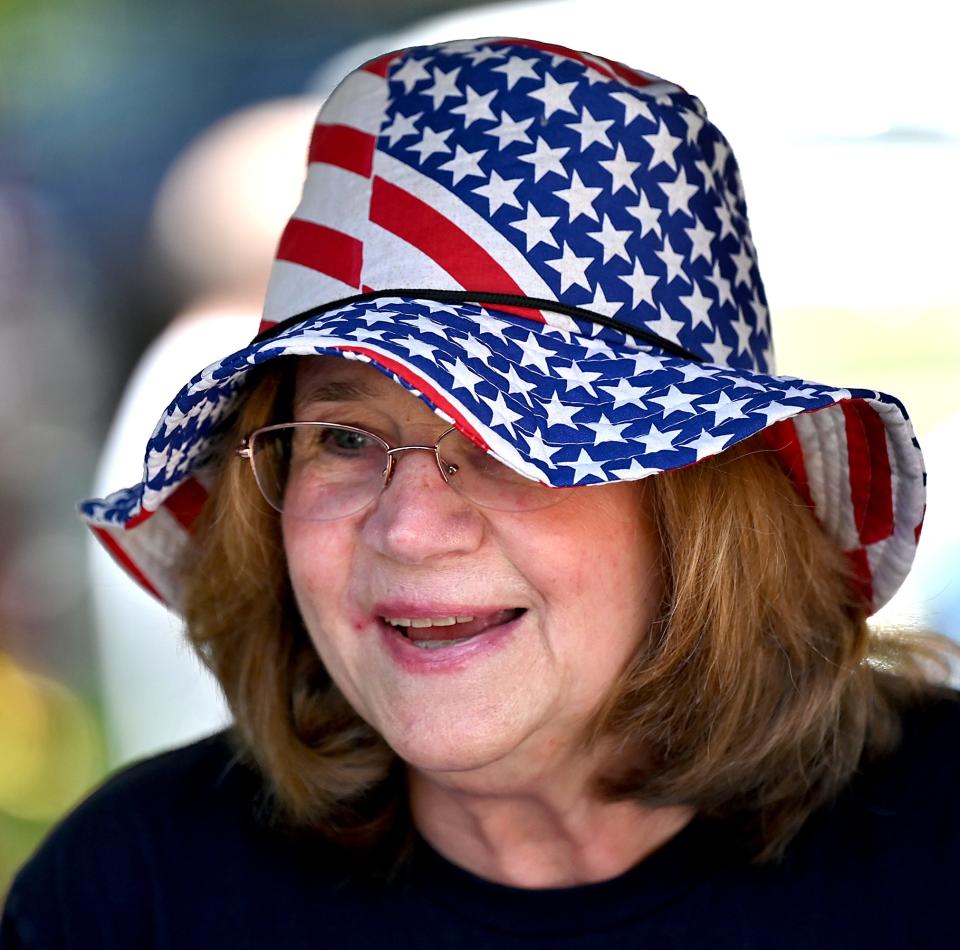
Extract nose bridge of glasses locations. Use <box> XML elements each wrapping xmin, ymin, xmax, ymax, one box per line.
<box><xmin>383</xmin><ymin>442</ymin><xmax>454</xmax><ymax>487</ymax></box>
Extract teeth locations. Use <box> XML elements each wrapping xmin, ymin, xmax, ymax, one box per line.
<box><xmin>383</xmin><ymin>615</ymin><xmax>475</xmax><ymax>628</ymax></box>
<box><xmin>412</xmin><ymin>636</ymin><xmax>475</xmax><ymax>650</ymax></box>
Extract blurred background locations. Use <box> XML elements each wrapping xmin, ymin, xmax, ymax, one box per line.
<box><xmin>1</xmin><ymin>0</ymin><xmax>958</xmax><ymax>895</ymax></box>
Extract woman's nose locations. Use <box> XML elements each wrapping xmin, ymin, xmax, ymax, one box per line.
<box><xmin>361</xmin><ymin>448</ymin><xmax>485</xmax><ymax>564</ymax></box>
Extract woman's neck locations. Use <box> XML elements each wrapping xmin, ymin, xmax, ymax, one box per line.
<box><xmin>407</xmin><ymin>754</ymin><xmax>693</xmax><ymax>889</ymax></box>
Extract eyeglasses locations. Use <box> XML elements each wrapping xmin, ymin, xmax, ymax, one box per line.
<box><xmin>236</xmin><ymin>422</ymin><xmax>571</xmax><ymax>520</ymax></box>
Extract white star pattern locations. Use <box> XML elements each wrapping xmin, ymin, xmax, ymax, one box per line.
<box><xmin>488</xmin><ymin>390</ymin><xmax>524</xmax><ymax>436</ymax></box>
<box><xmin>705</xmin><ymin>260</ymin><xmax>733</xmax><ymax>307</ymax></box>
<box><xmin>587</xmin><ymin>284</ymin><xmax>624</xmax><ymax>318</ymax></box>
<box><xmin>450</xmin><ymin>85</ymin><xmax>498</xmax><ymax>127</ymax></box>
<box><xmin>650</xmin><ymin>384</ymin><xmax>701</xmax><ymax>417</ymax></box>
<box><xmin>599</xmin><ymin>378</ymin><xmax>651</xmax><ymax>404</ymax></box>
<box><xmin>659</xmin><ymin>168</ymin><xmax>699</xmax><ymax>217</ymax></box>
<box><xmin>783</xmin><ymin>385</ymin><xmax>820</xmax><ymax>399</ymax></box>
<box><xmin>542</xmin><ymin>391</ymin><xmax>580</xmax><ymax>427</ymax></box>
<box><xmin>422</xmin><ymin>66</ymin><xmax>463</xmax><ymax>109</ymax></box>
<box><xmin>509</xmin><ymin>202</ymin><xmax>559</xmax><ymax>250</ymax></box>
<box><xmin>578</xmin><ymin>331</ymin><xmax>620</xmax><ymax>359</ymax></box>
<box><xmin>676</xmin><ymin>363</ymin><xmax>719</xmax><ymax>383</ymax></box>
<box><xmin>729</xmin><ymin>308</ymin><xmax>753</xmax><ymax>355</ymax></box>
<box><xmin>646</xmin><ymin>303</ymin><xmax>685</xmax><ymax>344</ymax></box>
<box><xmin>627</xmin><ymin>349</ymin><xmax>664</xmax><ymax>375</ymax></box>
<box><xmin>472</xmin><ymin>170</ymin><xmax>523</xmax><ymax>214</ymax></box>
<box><xmin>678</xmin><ymin>109</ymin><xmax>704</xmax><ymax>144</ymax></box>
<box><xmin>730</xmin><ymin>244</ymin><xmax>754</xmax><ymax>286</ymax></box>
<box><xmin>684</xmin><ymin>428</ymin><xmax>734</xmax><ymax>461</ymax></box>
<box><xmin>637</xmin><ymin>423</ymin><xmax>682</xmax><ymax>453</ymax></box>
<box><xmin>391</xmin><ymin>57</ymin><xmax>431</xmax><ymax>93</ymax></box>
<box><xmin>518</xmin><ymin>137</ymin><xmax>569</xmax><ymax>181</ymax></box>
<box><xmin>625</xmin><ymin>190</ymin><xmax>662</xmax><ymax>238</ymax></box>
<box><xmin>566</xmin><ymin>449</ymin><xmax>610</xmax><ymax>483</ymax></box>
<box><xmin>619</xmin><ymin>257</ymin><xmax>659</xmax><ymax>308</ymax></box>
<box><xmin>610</xmin><ymin>90</ymin><xmax>653</xmax><ymax>126</ymax></box>
<box><xmin>753</xmin><ymin>401</ymin><xmax>801</xmax><ymax>425</ymax></box>
<box><xmin>584</xmin><ymin>416</ymin><xmax>632</xmax><ymax>443</ymax></box>
<box><xmin>448</xmin><ymin>358</ymin><xmax>485</xmax><ymax>391</ymax></box>
<box><xmin>520</xmin><ymin>431</ymin><xmax>563</xmax><ymax>467</ymax></box>
<box><xmin>544</xmin><ymin>242</ymin><xmax>593</xmax><ymax>293</ymax></box>
<box><xmin>438</xmin><ymin>144</ymin><xmax>487</xmax><ymax>184</ymax></box>
<box><xmin>465</xmin><ymin>45</ymin><xmax>506</xmax><ymax>66</ymax></box>
<box><xmin>678</xmin><ymin>281</ymin><xmax>713</xmax><ymax>328</ymax></box>
<box><xmin>581</xmin><ymin>65</ymin><xmax>610</xmax><ymax>86</ymax></box>
<box><xmin>407</xmin><ymin>125</ymin><xmax>453</xmax><ymax>163</ymax></box>
<box><xmin>703</xmin><ymin>328</ymin><xmax>733</xmax><ymax>366</ymax></box>
<box><xmin>557</xmin><ymin>363</ymin><xmax>603</xmax><ymax>398</ymax></box>
<box><xmin>527</xmin><ymin>73</ymin><xmax>578</xmax><ymax>118</ymax></box>
<box><xmin>695</xmin><ymin>159</ymin><xmax>716</xmax><ymax>193</ymax></box>
<box><xmin>586</xmin><ymin>214</ymin><xmax>631</xmax><ymax>263</ymax></box>
<box><xmin>485</xmin><ymin>110</ymin><xmax>534</xmax><ymax>150</ymax></box>
<box><xmin>747</xmin><ymin>287</ymin><xmax>769</xmax><ymax>337</ymax></box>
<box><xmin>461</xmin><ymin>333</ymin><xmax>493</xmax><ymax>363</ymax></box>
<box><xmin>493</xmin><ymin>55</ymin><xmax>539</xmax><ymax>90</ymax></box>
<box><xmin>518</xmin><ymin>333</ymin><xmax>555</xmax><ymax>373</ymax></box>
<box><xmin>684</xmin><ymin>217</ymin><xmax>715</xmax><ymax>264</ymax></box>
<box><xmin>697</xmin><ymin>391</ymin><xmax>750</xmax><ymax>425</ymax></box>
<box><xmin>381</xmin><ymin>111</ymin><xmax>422</xmax><ymax>146</ymax></box>
<box><xmin>643</xmin><ymin>120</ymin><xmax>682</xmax><ymax>170</ymax></box>
<box><xmin>502</xmin><ymin>363</ymin><xmax>538</xmax><ymax>403</ymax></box>
<box><xmin>656</xmin><ymin>235</ymin><xmax>686</xmax><ymax>284</ymax></box>
<box><xmin>554</xmin><ymin>171</ymin><xmax>602</xmax><ymax>222</ymax></box>
<box><xmin>567</xmin><ymin>106</ymin><xmax>614</xmax><ymax>151</ymax></box>
<box><xmin>712</xmin><ymin>138</ymin><xmax>731</xmax><ymax>175</ymax></box>
<box><xmin>609</xmin><ymin>458</ymin><xmax>659</xmax><ymax>479</ymax></box>
<box><xmin>598</xmin><ymin>143</ymin><xmax>640</xmax><ymax>194</ymax></box>
<box><xmin>714</xmin><ymin>203</ymin><xmax>735</xmax><ymax>239</ymax></box>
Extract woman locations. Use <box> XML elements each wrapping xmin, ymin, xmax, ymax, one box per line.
<box><xmin>3</xmin><ymin>37</ymin><xmax>958</xmax><ymax>949</ymax></box>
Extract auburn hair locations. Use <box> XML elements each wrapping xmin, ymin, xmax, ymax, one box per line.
<box><xmin>182</xmin><ymin>359</ymin><xmax>954</xmax><ymax>863</ymax></box>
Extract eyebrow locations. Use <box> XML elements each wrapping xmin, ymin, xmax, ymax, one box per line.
<box><xmin>294</xmin><ymin>379</ymin><xmax>378</xmax><ymax>410</ymax></box>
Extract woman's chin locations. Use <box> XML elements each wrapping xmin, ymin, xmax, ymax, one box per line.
<box><xmin>384</xmin><ymin>724</ymin><xmax>524</xmax><ymax>779</ymax></box>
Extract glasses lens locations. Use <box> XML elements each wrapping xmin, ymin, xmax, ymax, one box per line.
<box><xmin>437</xmin><ymin>429</ymin><xmax>570</xmax><ymax>512</ymax></box>
<box><xmin>250</xmin><ymin>424</ymin><xmax>387</xmax><ymax>520</ymax></box>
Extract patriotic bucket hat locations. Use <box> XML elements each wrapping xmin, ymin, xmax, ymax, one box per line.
<box><xmin>81</xmin><ymin>37</ymin><xmax>925</xmax><ymax>614</ymax></box>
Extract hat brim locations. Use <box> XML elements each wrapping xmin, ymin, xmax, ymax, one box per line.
<box><xmin>80</xmin><ymin>297</ymin><xmax>925</xmax><ymax>613</ymax></box>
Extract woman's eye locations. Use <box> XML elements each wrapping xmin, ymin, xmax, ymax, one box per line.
<box><xmin>324</xmin><ymin>429</ymin><xmax>372</xmax><ymax>452</ymax></box>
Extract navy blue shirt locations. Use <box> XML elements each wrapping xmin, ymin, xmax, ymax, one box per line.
<box><xmin>3</xmin><ymin>693</ymin><xmax>959</xmax><ymax>948</ymax></box>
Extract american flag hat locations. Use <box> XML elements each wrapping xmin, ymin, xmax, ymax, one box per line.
<box><xmin>80</xmin><ymin>37</ymin><xmax>925</xmax><ymax>614</ymax></box>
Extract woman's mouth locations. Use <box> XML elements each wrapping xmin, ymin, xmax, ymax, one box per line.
<box><xmin>380</xmin><ymin>608</ymin><xmax>525</xmax><ymax>650</ymax></box>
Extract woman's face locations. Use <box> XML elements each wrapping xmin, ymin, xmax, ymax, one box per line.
<box><xmin>283</xmin><ymin>356</ymin><xmax>662</xmax><ymax>780</ymax></box>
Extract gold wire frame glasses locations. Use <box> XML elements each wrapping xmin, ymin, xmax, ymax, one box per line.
<box><xmin>236</xmin><ymin>422</ymin><xmax>570</xmax><ymax>520</ymax></box>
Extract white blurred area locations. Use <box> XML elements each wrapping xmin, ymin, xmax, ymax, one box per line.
<box><xmin>91</xmin><ymin>0</ymin><xmax>959</xmax><ymax>765</ymax></box>
<box><xmin>89</xmin><ymin>98</ymin><xmax>322</xmax><ymax>764</ymax></box>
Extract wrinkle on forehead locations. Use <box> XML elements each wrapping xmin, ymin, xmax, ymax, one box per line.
<box><xmin>291</xmin><ymin>356</ymin><xmax>434</xmax><ymax>424</ymax></box>
<box><xmin>294</xmin><ymin>378</ymin><xmax>378</xmax><ymax>411</ymax></box>
<box><xmin>292</xmin><ymin>356</ymin><xmax>383</xmax><ymax>413</ymax></box>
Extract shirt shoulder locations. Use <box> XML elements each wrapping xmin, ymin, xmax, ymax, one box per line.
<box><xmin>1</xmin><ymin>730</ymin><xmax>259</xmax><ymax>950</ymax></box>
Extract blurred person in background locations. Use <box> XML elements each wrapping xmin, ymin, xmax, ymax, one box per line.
<box><xmin>0</xmin><ymin>186</ymin><xmax>108</xmax><ymax>886</ymax></box>
<box><xmin>88</xmin><ymin>96</ymin><xmax>321</xmax><ymax>764</ymax></box>
<box><xmin>3</xmin><ymin>36</ymin><xmax>959</xmax><ymax>948</ymax></box>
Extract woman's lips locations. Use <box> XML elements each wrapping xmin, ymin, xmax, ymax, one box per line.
<box><xmin>373</xmin><ymin>607</ymin><xmax>526</xmax><ymax>670</ymax></box>
<box><xmin>386</xmin><ymin>608</ymin><xmax>524</xmax><ymax>645</ymax></box>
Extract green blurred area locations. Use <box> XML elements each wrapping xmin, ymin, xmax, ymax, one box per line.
<box><xmin>0</xmin><ymin>653</ymin><xmax>106</xmax><ymax>902</ymax></box>
<box><xmin>775</xmin><ymin>305</ymin><xmax>960</xmax><ymax>439</ymax></box>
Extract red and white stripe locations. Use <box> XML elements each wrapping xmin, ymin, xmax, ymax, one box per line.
<box><xmin>262</xmin><ymin>60</ymin><xmax>562</xmax><ymax>332</ymax></box>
